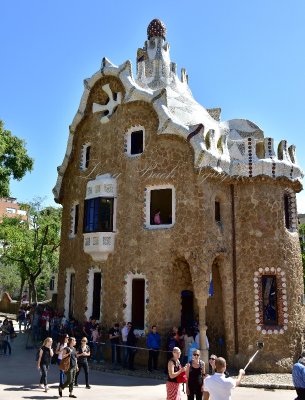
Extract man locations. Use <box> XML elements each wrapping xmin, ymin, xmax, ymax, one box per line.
<box><xmin>203</xmin><ymin>357</ymin><xmax>245</xmax><ymax>400</ymax></box>
<box><xmin>108</xmin><ymin>322</ymin><xmax>121</xmax><ymax>364</ymax></box>
<box><xmin>292</xmin><ymin>356</ymin><xmax>305</xmax><ymax>400</ymax></box>
<box><xmin>147</xmin><ymin>325</ymin><xmax>161</xmax><ymax>372</ymax></box>
<box><xmin>121</xmin><ymin>322</ymin><xmax>132</xmax><ymax>367</ymax></box>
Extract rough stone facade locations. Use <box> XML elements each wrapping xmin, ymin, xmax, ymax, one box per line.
<box><xmin>54</xmin><ymin>20</ymin><xmax>304</xmax><ymax>372</ymax></box>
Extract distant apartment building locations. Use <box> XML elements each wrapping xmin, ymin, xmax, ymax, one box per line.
<box><xmin>0</xmin><ymin>197</ymin><xmax>27</xmax><ymax>222</ymax></box>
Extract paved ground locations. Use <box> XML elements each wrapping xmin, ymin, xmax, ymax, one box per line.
<box><xmin>0</xmin><ymin>322</ymin><xmax>297</xmax><ymax>399</ymax></box>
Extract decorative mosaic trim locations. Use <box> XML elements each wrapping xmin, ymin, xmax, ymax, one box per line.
<box><xmin>123</xmin><ymin>271</ymin><xmax>148</xmax><ymax>336</ymax></box>
<box><xmin>254</xmin><ymin>267</ymin><xmax>288</xmax><ymax>334</ymax></box>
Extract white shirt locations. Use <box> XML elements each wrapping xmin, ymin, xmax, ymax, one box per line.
<box><xmin>204</xmin><ymin>372</ymin><xmax>236</xmax><ymax>400</ymax></box>
<box><xmin>121</xmin><ymin>325</ymin><xmax>129</xmax><ymax>342</ymax></box>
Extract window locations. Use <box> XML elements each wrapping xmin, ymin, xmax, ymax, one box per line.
<box><xmin>92</xmin><ymin>272</ymin><xmax>101</xmax><ymax>320</ymax></box>
<box><xmin>74</xmin><ymin>204</ymin><xmax>79</xmax><ymax>234</ymax></box>
<box><xmin>6</xmin><ymin>207</ymin><xmax>16</xmax><ymax>214</ymax></box>
<box><xmin>49</xmin><ymin>276</ymin><xmax>55</xmax><ymax>291</ymax></box>
<box><xmin>125</xmin><ymin>126</ymin><xmax>145</xmax><ymax>157</ymax></box>
<box><xmin>83</xmin><ymin>197</ymin><xmax>114</xmax><ymax>233</ymax></box>
<box><xmin>150</xmin><ymin>189</ymin><xmax>172</xmax><ymax>225</ymax></box>
<box><xmin>131</xmin><ymin>130</ymin><xmax>144</xmax><ymax>155</ymax></box>
<box><xmin>85</xmin><ymin>146</ymin><xmax>91</xmax><ymax>168</ymax></box>
<box><xmin>284</xmin><ymin>193</ymin><xmax>291</xmax><ymax>229</ymax></box>
<box><xmin>262</xmin><ymin>275</ymin><xmax>278</xmax><ymax>325</ymax></box>
<box><xmin>132</xmin><ymin>279</ymin><xmax>145</xmax><ymax>330</ymax></box>
<box><xmin>80</xmin><ymin>143</ymin><xmax>91</xmax><ymax>170</ymax></box>
<box><xmin>215</xmin><ymin>201</ymin><xmax>221</xmax><ymax>223</ymax></box>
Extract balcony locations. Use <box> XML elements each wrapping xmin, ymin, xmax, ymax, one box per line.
<box><xmin>83</xmin><ymin>232</ymin><xmax>115</xmax><ymax>261</ymax></box>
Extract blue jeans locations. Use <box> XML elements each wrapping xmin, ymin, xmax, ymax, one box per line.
<box><xmin>57</xmin><ymin>359</ymin><xmax>65</xmax><ymax>385</ymax></box>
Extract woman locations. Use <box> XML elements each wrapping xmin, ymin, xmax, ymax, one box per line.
<box><xmin>127</xmin><ymin>325</ymin><xmax>137</xmax><ymax>370</ymax></box>
<box><xmin>56</xmin><ymin>334</ymin><xmax>69</xmax><ymax>386</ymax></box>
<box><xmin>58</xmin><ymin>337</ymin><xmax>78</xmax><ymax>398</ymax></box>
<box><xmin>166</xmin><ymin>347</ymin><xmax>187</xmax><ymax>400</ymax></box>
<box><xmin>186</xmin><ymin>350</ymin><xmax>205</xmax><ymax>400</ymax></box>
<box><xmin>75</xmin><ymin>337</ymin><xmax>91</xmax><ymax>388</ymax></box>
<box><xmin>37</xmin><ymin>337</ymin><xmax>53</xmax><ymax>392</ymax></box>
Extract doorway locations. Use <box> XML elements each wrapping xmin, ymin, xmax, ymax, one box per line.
<box><xmin>181</xmin><ymin>290</ymin><xmax>194</xmax><ymax>329</ymax></box>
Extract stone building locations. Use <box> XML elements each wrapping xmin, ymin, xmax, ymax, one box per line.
<box><xmin>53</xmin><ymin>19</ymin><xmax>304</xmax><ymax>371</ymax></box>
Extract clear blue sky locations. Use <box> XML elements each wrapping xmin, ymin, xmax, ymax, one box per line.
<box><xmin>1</xmin><ymin>0</ymin><xmax>304</xmax><ymax>212</ymax></box>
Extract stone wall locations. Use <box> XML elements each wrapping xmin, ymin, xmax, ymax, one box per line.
<box><xmin>56</xmin><ymin>76</ymin><xmax>304</xmax><ymax>372</ymax></box>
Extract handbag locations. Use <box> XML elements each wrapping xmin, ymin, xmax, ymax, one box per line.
<box><xmin>59</xmin><ymin>355</ymin><xmax>70</xmax><ymax>372</ymax></box>
<box><xmin>176</xmin><ymin>369</ymin><xmax>188</xmax><ymax>383</ymax></box>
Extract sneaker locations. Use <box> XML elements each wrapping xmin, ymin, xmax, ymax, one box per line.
<box><xmin>44</xmin><ymin>386</ymin><xmax>48</xmax><ymax>393</ymax></box>
<box><xmin>74</xmin><ymin>383</ymin><xmax>78</xmax><ymax>387</ymax></box>
<box><xmin>58</xmin><ymin>386</ymin><xmax>63</xmax><ymax>397</ymax></box>
<box><xmin>39</xmin><ymin>384</ymin><xmax>44</xmax><ymax>389</ymax></box>
<box><xmin>69</xmin><ymin>394</ymin><xmax>77</xmax><ymax>398</ymax></box>
<box><xmin>86</xmin><ymin>385</ymin><xmax>91</xmax><ymax>389</ymax></box>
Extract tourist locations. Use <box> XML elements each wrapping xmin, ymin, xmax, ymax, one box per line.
<box><xmin>153</xmin><ymin>210</ymin><xmax>162</xmax><ymax>224</ymax></box>
<box><xmin>203</xmin><ymin>357</ymin><xmax>244</xmax><ymax>400</ymax></box>
<box><xmin>58</xmin><ymin>337</ymin><xmax>78</xmax><ymax>398</ymax></box>
<box><xmin>37</xmin><ymin>337</ymin><xmax>53</xmax><ymax>392</ymax></box>
<box><xmin>185</xmin><ymin>349</ymin><xmax>205</xmax><ymax>400</ymax></box>
<box><xmin>108</xmin><ymin>322</ymin><xmax>121</xmax><ymax>364</ymax></box>
<box><xmin>56</xmin><ymin>334</ymin><xmax>69</xmax><ymax>386</ymax></box>
<box><xmin>121</xmin><ymin>321</ymin><xmax>131</xmax><ymax>367</ymax></box>
<box><xmin>75</xmin><ymin>337</ymin><xmax>91</xmax><ymax>388</ymax></box>
<box><xmin>208</xmin><ymin>354</ymin><xmax>217</xmax><ymax>375</ymax></box>
<box><xmin>292</xmin><ymin>356</ymin><xmax>305</xmax><ymax>400</ymax></box>
<box><xmin>166</xmin><ymin>347</ymin><xmax>187</xmax><ymax>400</ymax></box>
<box><xmin>127</xmin><ymin>324</ymin><xmax>137</xmax><ymax>370</ymax></box>
<box><xmin>147</xmin><ymin>325</ymin><xmax>161</xmax><ymax>372</ymax></box>
<box><xmin>183</xmin><ymin>328</ymin><xmax>194</xmax><ymax>365</ymax></box>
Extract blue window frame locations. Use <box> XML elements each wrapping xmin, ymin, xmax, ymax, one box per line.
<box><xmin>83</xmin><ymin>197</ymin><xmax>114</xmax><ymax>233</ymax></box>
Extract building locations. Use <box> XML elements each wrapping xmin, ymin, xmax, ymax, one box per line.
<box><xmin>0</xmin><ymin>197</ymin><xmax>27</xmax><ymax>222</ymax></box>
<box><xmin>53</xmin><ymin>19</ymin><xmax>304</xmax><ymax>372</ymax></box>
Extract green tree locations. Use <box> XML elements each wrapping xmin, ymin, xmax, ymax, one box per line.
<box><xmin>0</xmin><ymin>120</ymin><xmax>33</xmax><ymax>197</ymax></box>
<box><xmin>0</xmin><ymin>199</ymin><xmax>61</xmax><ymax>303</ymax></box>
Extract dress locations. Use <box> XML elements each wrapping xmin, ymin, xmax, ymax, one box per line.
<box><xmin>204</xmin><ymin>372</ymin><xmax>236</xmax><ymax>400</ymax></box>
<box><xmin>166</xmin><ymin>358</ymin><xmax>181</xmax><ymax>400</ymax></box>
<box><xmin>187</xmin><ymin>360</ymin><xmax>204</xmax><ymax>400</ymax></box>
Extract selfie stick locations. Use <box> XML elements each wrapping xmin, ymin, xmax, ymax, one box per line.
<box><xmin>243</xmin><ymin>341</ymin><xmax>264</xmax><ymax>371</ymax></box>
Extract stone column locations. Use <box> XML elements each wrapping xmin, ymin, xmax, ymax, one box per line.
<box><xmin>198</xmin><ymin>307</ymin><xmax>209</xmax><ymax>366</ymax></box>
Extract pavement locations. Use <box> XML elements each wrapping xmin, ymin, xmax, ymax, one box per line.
<box><xmin>0</xmin><ymin>317</ymin><xmax>298</xmax><ymax>399</ymax></box>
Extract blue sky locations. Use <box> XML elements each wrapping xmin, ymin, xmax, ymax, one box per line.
<box><xmin>1</xmin><ymin>0</ymin><xmax>304</xmax><ymax>212</ymax></box>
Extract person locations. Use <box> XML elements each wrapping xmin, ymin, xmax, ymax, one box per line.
<box><xmin>292</xmin><ymin>356</ymin><xmax>305</xmax><ymax>399</ymax></box>
<box><xmin>147</xmin><ymin>325</ymin><xmax>161</xmax><ymax>372</ymax></box>
<box><xmin>183</xmin><ymin>328</ymin><xmax>194</xmax><ymax>365</ymax></box>
<box><xmin>121</xmin><ymin>322</ymin><xmax>131</xmax><ymax>367</ymax></box>
<box><xmin>91</xmin><ymin>324</ymin><xmax>101</xmax><ymax>363</ymax></box>
<box><xmin>56</xmin><ymin>334</ymin><xmax>69</xmax><ymax>386</ymax></box>
<box><xmin>75</xmin><ymin>336</ymin><xmax>91</xmax><ymax>388</ymax></box>
<box><xmin>37</xmin><ymin>337</ymin><xmax>53</xmax><ymax>392</ymax></box>
<box><xmin>203</xmin><ymin>357</ymin><xmax>245</xmax><ymax>400</ymax></box>
<box><xmin>153</xmin><ymin>210</ymin><xmax>162</xmax><ymax>225</ymax></box>
<box><xmin>185</xmin><ymin>349</ymin><xmax>205</xmax><ymax>400</ymax></box>
<box><xmin>208</xmin><ymin>354</ymin><xmax>217</xmax><ymax>375</ymax></box>
<box><xmin>126</xmin><ymin>324</ymin><xmax>137</xmax><ymax>370</ymax></box>
<box><xmin>166</xmin><ymin>347</ymin><xmax>187</xmax><ymax>400</ymax></box>
<box><xmin>58</xmin><ymin>337</ymin><xmax>78</xmax><ymax>398</ymax></box>
<box><xmin>109</xmin><ymin>322</ymin><xmax>121</xmax><ymax>364</ymax></box>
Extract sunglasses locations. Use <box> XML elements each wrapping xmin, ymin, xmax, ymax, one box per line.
<box><xmin>193</xmin><ymin>354</ymin><xmax>200</xmax><ymax>357</ymax></box>
<box><xmin>209</xmin><ymin>357</ymin><xmax>216</xmax><ymax>360</ymax></box>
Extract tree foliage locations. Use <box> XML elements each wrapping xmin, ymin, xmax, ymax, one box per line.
<box><xmin>0</xmin><ymin>120</ymin><xmax>34</xmax><ymax>197</ymax></box>
<box><xmin>0</xmin><ymin>199</ymin><xmax>62</xmax><ymax>303</ymax></box>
